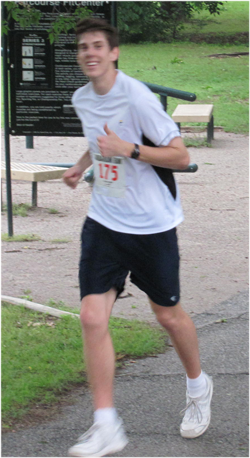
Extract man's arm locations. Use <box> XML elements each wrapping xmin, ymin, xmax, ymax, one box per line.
<box><xmin>63</xmin><ymin>150</ymin><xmax>92</xmax><ymax>189</ymax></box>
<box><xmin>97</xmin><ymin>124</ymin><xmax>190</xmax><ymax>170</ymax></box>
<box><xmin>130</xmin><ymin>137</ymin><xmax>189</xmax><ymax>170</ymax></box>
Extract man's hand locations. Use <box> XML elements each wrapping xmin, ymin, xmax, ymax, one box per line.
<box><xmin>97</xmin><ymin>124</ymin><xmax>133</xmax><ymax>158</ymax></box>
<box><xmin>63</xmin><ymin>165</ymin><xmax>83</xmax><ymax>189</ymax></box>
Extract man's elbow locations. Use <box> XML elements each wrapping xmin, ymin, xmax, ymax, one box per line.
<box><xmin>168</xmin><ymin>138</ymin><xmax>190</xmax><ymax>170</ymax></box>
<box><xmin>178</xmin><ymin>150</ymin><xmax>190</xmax><ymax>170</ymax></box>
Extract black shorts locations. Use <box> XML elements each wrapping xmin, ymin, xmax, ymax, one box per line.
<box><xmin>79</xmin><ymin>217</ymin><xmax>180</xmax><ymax>307</ymax></box>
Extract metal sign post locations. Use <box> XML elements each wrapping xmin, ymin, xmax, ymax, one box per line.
<box><xmin>2</xmin><ymin>2</ymin><xmax>13</xmax><ymax>236</ymax></box>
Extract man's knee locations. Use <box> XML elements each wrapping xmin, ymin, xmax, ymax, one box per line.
<box><xmin>80</xmin><ymin>290</ymin><xmax>116</xmax><ymax>331</ymax></box>
<box><xmin>156</xmin><ymin>310</ymin><xmax>179</xmax><ymax>331</ymax></box>
<box><xmin>80</xmin><ymin>296</ymin><xmax>106</xmax><ymax>331</ymax></box>
<box><xmin>151</xmin><ymin>300</ymin><xmax>185</xmax><ymax>331</ymax></box>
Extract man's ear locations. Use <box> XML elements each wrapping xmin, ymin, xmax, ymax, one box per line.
<box><xmin>110</xmin><ymin>46</ymin><xmax>119</xmax><ymax>63</ymax></box>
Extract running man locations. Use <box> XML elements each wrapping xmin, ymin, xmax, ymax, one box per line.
<box><xmin>63</xmin><ymin>17</ymin><xmax>213</xmax><ymax>457</ymax></box>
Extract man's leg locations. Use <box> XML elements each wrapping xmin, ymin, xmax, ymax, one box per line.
<box><xmin>149</xmin><ymin>300</ymin><xmax>201</xmax><ymax>378</ymax></box>
<box><xmin>80</xmin><ymin>288</ymin><xmax>116</xmax><ymax>409</ymax></box>
<box><xmin>150</xmin><ymin>299</ymin><xmax>213</xmax><ymax>439</ymax></box>
<box><xmin>69</xmin><ymin>288</ymin><xmax>128</xmax><ymax>457</ymax></box>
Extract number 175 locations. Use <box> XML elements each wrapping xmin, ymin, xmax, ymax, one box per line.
<box><xmin>98</xmin><ymin>163</ymin><xmax>118</xmax><ymax>181</ymax></box>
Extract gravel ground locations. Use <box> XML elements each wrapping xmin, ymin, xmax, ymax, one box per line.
<box><xmin>1</xmin><ymin>130</ymin><xmax>249</xmax><ymax>322</ymax></box>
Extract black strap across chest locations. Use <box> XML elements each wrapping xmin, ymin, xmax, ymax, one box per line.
<box><xmin>142</xmin><ymin>134</ymin><xmax>177</xmax><ymax>200</ymax></box>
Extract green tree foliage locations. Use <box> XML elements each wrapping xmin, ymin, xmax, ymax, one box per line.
<box><xmin>2</xmin><ymin>1</ymin><xmax>41</xmax><ymax>34</ymax></box>
<box><xmin>117</xmin><ymin>1</ymin><xmax>224</xmax><ymax>43</ymax></box>
<box><xmin>198</xmin><ymin>1</ymin><xmax>225</xmax><ymax>15</ymax></box>
<box><xmin>2</xmin><ymin>1</ymin><xmax>224</xmax><ymax>44</ymax></box>
<box><xmin>117</xmin><ymin>2</ymin><xmax>163</xmax><ymax>43</ymax></box>
<box><xmin>161</xmin><ymin>2</ymin><xmax>194</xmax><ymax>40</ymax></box>
<box><xmin>2</xmin><ymin>2</ymin><xmax>91</xmax><ymax>43</ymax></box>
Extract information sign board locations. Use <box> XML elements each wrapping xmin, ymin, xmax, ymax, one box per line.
<box><xmin>8</xmin><ymin>1</ymin><xmax>116</xmax><ymax>136</ymax></box>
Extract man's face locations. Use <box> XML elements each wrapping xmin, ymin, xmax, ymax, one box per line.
<box><xmin>77</xmin><ymin>31</ymin><xmax>119</xmax><ymax>80</ymax></box>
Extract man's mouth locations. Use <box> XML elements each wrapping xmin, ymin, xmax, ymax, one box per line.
<box><xmin>86</xmin><ymin>62</ymin><xmax>98</xmax><ymax>67</ymax></box>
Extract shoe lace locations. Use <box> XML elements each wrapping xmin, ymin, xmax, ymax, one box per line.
<box><xmin>180</xmin><ymin>397</ymin><xmax>203</xmax><ymax>423</ymax></box>
<box><xmin>77</xmin><ymin>423</ymin><xmax>101</xmax><ymax>443</ymax></box>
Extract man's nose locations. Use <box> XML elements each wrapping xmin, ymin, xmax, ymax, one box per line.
<box><xmin>86</xmin><ymin>46</ymin><xmax>95</xmax><ymax>56</ymax></box>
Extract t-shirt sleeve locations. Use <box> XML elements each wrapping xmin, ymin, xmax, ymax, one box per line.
<box><xmin>134</xmin><ymin>89</ymin><xmax>180</xmax><ymax>146</ymax></box>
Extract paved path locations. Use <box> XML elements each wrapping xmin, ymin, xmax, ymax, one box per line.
<box><xmin>2</xmin><ymin>290</ymin><xmax>249</xmax><ymax>457</ymax></box>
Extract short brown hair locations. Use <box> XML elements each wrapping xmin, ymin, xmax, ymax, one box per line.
<box><xmin>75</xmin><ymin>18</ymin><xmax>119</xmax><ymax>50</ymax></box>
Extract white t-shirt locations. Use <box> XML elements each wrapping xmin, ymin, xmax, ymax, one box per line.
<box><xmin>72</xmin><ymin>70</ymin><xmax>184</xmax><ymax>234</ymax></box>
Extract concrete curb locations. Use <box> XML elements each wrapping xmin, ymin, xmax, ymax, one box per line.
<box><xmin>1</xmin><ymin>295</ymin><xmax>80</xmax><ymax>318</ymax></box>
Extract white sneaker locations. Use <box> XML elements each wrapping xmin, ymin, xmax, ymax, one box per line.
<box><xmin>180</xmin><ymin>372</ymin><xmax>213</xmax><ymax>439</ymax></box>
<box><xmin>68</xmin><ymin>418</ymin><xmax>128</xmax><ymax>457</ymax></box>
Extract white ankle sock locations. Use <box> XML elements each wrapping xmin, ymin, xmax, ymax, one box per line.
<box><xmin>186</xmin><ymin>371</ymin><xmax>207</xmax><ymax>398</ymax></box>
<box><xmin>94</xmin><ymin>408</ymin><xmax>118</xmax><ymax>425</ymax></box>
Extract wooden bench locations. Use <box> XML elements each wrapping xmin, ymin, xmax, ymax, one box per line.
<box><xmin>1</xmin><ymin>162</ymin><xmax>68</xmax><ymax>206</ymax></box>
<box><xmin>172</xmin><ymin>104</ymin><xmax>214</xmax><ymax>143</ymax></box>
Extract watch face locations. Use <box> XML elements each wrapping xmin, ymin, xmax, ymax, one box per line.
<box><xmin>131</xmin><ymin>144</ymin><xmax>140</xmax><ymax>159</ymax></box>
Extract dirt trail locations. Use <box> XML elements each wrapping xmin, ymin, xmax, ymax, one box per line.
<box><xmin>1</xmin><ymin>131</ymin><xmax>248</xmax><ymax>323</ymax></box>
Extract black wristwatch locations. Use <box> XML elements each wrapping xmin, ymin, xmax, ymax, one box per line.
<box><xmin>131</xmin><ymin>143</ymin><xmax>140</xmax><ymax>160</ymax></box>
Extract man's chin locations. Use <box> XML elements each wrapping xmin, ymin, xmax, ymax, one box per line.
<box><xmin>86</xmin><ymin>72</ymin><xmax>100</xmax><ymax>81</ymax></box>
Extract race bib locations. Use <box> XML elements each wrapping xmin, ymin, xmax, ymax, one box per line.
<box><xmin>94</xmin><ymin>154</ymin><xmax>126</xmax><ymax>198</ymax></box>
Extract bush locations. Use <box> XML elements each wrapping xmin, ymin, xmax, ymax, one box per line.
<box><xmin>117</xmin><ymin>2</ymin><xmax>167</xmax><ymax>44</ymax></box>
<box><xmin>117</xmin><ymin>1</ymin><xmax>225</xmax><ymax>44</ymax></box>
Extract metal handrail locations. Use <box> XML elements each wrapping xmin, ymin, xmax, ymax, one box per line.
<box><xmin>29</xmin><ymin>163</ymin><xmax>198</xmax><ymax>181</ymax></box>
<box><xmin>83</xmin><ymin>163</ymin><xmax>198</xmax><ymax>183</ymax></box>
<box><xmin>142</xmin><ymin>82</ymin><xmax>196</xmax><ymax>111</ymax></box>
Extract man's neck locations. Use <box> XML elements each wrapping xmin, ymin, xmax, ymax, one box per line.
<box><xmin>92</xmin><ymin>68</ymin><xmax>118</xmax><ymax>95</ymax></box>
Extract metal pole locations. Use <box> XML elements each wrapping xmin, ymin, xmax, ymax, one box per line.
<box><xmin>2</xmin><ymin>3</ymin><xmax>13</xmax><ymax>236</ymax></box>
<box><xmin>160</xmin><ymin>94</ymin><xmax>167</xmax><ymax>112</ymax></box>
<box><xmin>111</xmin><ymin>1</ymin><xmax>117</xmax><ymax>27</ymax></box>
<box><xmin>26</xmin><ymin>136</ymin><xmax>34</xmax><ymax>148</ymax></box>
<box><xmin>0</xmin><ymin>178</ymin><xmax>3</xmax><ymax>212</ymax></box>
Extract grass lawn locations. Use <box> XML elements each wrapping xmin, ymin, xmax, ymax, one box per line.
<box><xmin>2</xmin><ymin>302</ymin><xmax>167</xmax><ymax>427</ymax></box>
<box><xmin>183</xmin><ymin>1</ymin><xmax>249</xmax><ymax>35</ymax></box>
<box><xmin>119</xmin><ymin>42</ymin><xmax>249</xmax><ymax>134</ymax></box>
